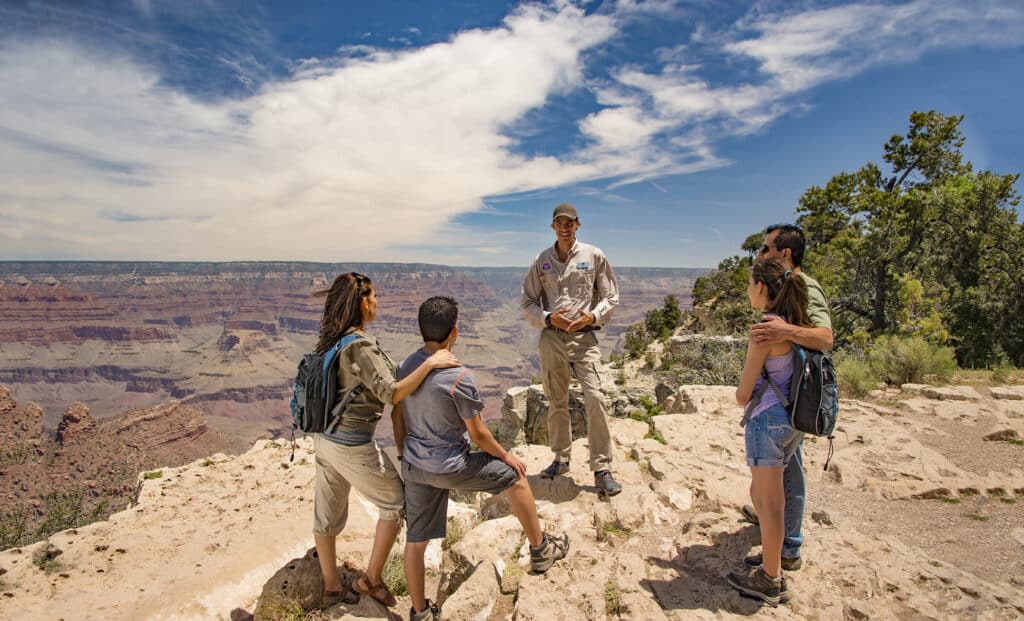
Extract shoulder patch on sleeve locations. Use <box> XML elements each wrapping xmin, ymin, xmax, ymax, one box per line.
<box><xmin>449</xmin><ymin>369</ymin><xmax>473</xmax><ymax>398</ymax></box>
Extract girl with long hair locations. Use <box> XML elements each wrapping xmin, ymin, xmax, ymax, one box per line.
<box><xmin>727</xmin><ymin>257</ymin><xmax>813</xmax><ymax>606</ymax></box>
<box><xmin>311</xmin><ymin>272</ymin><xmax>458</xmax><ymax>609</ymax></box>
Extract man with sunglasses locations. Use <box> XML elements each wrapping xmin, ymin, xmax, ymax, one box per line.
<box><xmin>743</xmin><ymin>223</ymin><xmax>833</xmax><ymax>572</ymax></box>
<box><xmin>521</xmin><ymin>203</ymin><xmax>622</xmax><ymax>497</ymax></box>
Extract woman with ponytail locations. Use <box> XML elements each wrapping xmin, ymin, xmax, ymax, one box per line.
<box><xmin>727</xmin><ymin>258</ymin><xmax>813</xmax><ymax>606</ymax></box>
<box><xmin>311</xmin><ymin>272</ymin><xmax>458</xmax><ymax>609</ymax></box>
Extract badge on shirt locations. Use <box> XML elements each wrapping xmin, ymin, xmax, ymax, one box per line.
<box><xmin>542</xmin><ymin>262</ymin><xmax>551</xmax><ymax>271</ymax></box>
<box><xmin>577</xmin><ymin>261</ymin><xmax>590</xmax><ymax>269</ymax></box>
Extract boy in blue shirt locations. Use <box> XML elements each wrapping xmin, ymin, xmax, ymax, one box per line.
<box><xmin>397</xmin><ymin>296</ymin><xmax>569</xmax><ymax>621</ymax></box>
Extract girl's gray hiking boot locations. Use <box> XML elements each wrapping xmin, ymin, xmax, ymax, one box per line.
<box><xmin>530</xmin><ymin>532</ymin><xmax>570</xmax><ymax>573</ymax></box>
<box><xmin>726</xmin><ymin>566</ymin><xmax>790</xmax><ymax>606</ymax></box>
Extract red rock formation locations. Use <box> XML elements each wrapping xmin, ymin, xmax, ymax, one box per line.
<box><xmin>56</xmin><ymin>402</ymin><xmax>96</xmax><ymax>445</ymax></box>
<box><xmin>0</xmin><ymin>384</ymin><xmax>247</xmax><ymax>550</ymax></box>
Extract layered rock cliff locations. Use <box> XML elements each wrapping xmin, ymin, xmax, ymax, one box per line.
<box><xmin>0</xmin><ymin>262</ymin><xmax>701</xmax><ymax>441</ymax></box>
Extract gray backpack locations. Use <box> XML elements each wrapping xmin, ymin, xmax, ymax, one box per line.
<box><xmin>741</xmin><ymin>344</ymin><xmax>839</xmax><ymax>470</ymax></box>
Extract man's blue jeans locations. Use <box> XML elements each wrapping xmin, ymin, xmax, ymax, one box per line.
<box><xmin>782</xmin><ymin>440</ymin><xmax>805</xmax><ymax>558</ymax></box>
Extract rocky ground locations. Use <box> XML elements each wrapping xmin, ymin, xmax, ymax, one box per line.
<box><xmin>1</xmin><ymin>374</ymin><xmax>1022</xmax><ymax>620</ymax></box>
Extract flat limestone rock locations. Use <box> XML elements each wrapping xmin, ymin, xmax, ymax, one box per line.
<box><xmin>608</xmin><ymin>417</ymin><xmax>649</xmax><ymax>448</ymax></box>
<box><xmin>920</xmin><ymin>386</ymin><xmax>981</xmax><ymax>401</ymax></box>
<box><xmin>991</xmin><ymin>386</ymin><xmax>1024</xmax><ymax>400</ymax></box>
<box><xmin>901</xmin><ymin>383</ymin><xmax>930</xmax><ymax>394</ymax></box>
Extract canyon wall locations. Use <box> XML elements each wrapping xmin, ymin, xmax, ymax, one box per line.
<box><xmin>0</xmin><ymin>262</ymin><xmax>702</xmax><ymax>442</ymax></box>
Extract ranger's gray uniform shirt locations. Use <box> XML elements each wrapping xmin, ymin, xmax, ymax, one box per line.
<box><xmin>521</xmin><ymin>239</ymin><xmax>618</xmax><ymax>471</ymax></box>
<box><xmin>521</xmin><ymin>241</ymin><xmax>619</xmax><ymax>325</ymax></box>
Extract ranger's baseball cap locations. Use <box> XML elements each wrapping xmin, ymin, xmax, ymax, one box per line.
<box><xmin>552</xmin><ymin>203</ymin><xmax>579</xmax><ymax>221</ymax></box>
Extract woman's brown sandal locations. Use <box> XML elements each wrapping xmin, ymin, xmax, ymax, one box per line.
<box><xmin>354</xmin><ymin>574</ymin><xmax>397</xmax><ymax>607</ymax></box>
<box><xmin>320</xmin><ymin>586</ymin><xmax>359</xmax><ymax>608</ymax></box>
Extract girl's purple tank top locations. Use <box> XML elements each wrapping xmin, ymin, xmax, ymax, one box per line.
<box><xmin>748</xmin><ymin>314</ymin><xmax>794</xmax><ymax>420</ymax></box>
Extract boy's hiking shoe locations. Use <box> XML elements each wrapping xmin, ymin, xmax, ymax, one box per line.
<box><xmin>741</xmin><ymin>504</ymin><xmax>759</xmax><ymax>525</ymax></box>
<box><xmin>726</xmin><ymin>566</ymin><xmax>790</xmax><ymax>607</ymax></box>
<box><xmin>409</xmin><ymin>599</ymin><xmax>440</xmax><ymax>621</ymax></box>
<box><xmin>540</xmin><ymin>459</ymin><xmax>570</xmax><ymax>478</ymax></box>
<box><xmin>745</xmin><ymin>552</ymin><xmax>802</xmax><ymax>571</ymax></box>
<box><xmin>594</xmin><ymin>470</ymin><xmax>622</xmax><ymax>498</ymax></box>
<box><xmin>530</xmin><ymin>531</ymin><xmax>570</xmax><ymax>573</ymax></box>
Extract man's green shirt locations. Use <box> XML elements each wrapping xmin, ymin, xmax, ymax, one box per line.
<box><xmin>800</xmin><ymin>272</ymin><xmax>832</xmax><ymax>331</ymax></box>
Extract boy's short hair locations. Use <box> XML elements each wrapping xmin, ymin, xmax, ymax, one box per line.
<box><xmin>418</xmin><ymin>296</ymin><xmax>458</xmax><ymax>343</ymax></box>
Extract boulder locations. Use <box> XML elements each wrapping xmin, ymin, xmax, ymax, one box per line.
<box><xmin>449</xmin><ymin>515</ymin><xmax>524</xmax><ymax>575</ymax></box>
<box><xmin>654</xmin><ymin>382</ymin><xmax>675</xmax><ymax>406</ymax></box>
<box><xmin>608</xmin><ymin>417</ymin><xmax>649</xmax><ymax>449</ymax></box>
<box><xmin>650</xmin><ymin>481</ymin><xmax>693</xmax><ymax>512</ymax></box>
<box><xmin>439</xmin><ymin>561</ymin><xmax>500</xmax><ymax>620</ymax></box>
<box><xmin>253</xmin><ymin>547</ymin><xmax>324</xmax><ymax>617</ymax></box>
<box><xmin>523</xmin><ymin>386</ymin><xmax>588</xmax><ymax>445</ymax></box>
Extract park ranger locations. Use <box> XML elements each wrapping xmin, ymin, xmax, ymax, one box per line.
<box><xmin>521</xmin><ymin>203</ymin><xmax>622</xmax><ymax>497</ymax></box>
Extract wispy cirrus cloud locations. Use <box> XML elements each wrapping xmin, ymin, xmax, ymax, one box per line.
<box><xmin>579</xmin><ymin>0</ymin><xmax>1024</xmax><ymax>182</ymax></box>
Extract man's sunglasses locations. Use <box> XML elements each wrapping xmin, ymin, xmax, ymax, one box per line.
<box><xmin>758</xmin><ymin>244</ymin><xmax>778</xmax><ymax>254</ymax></box>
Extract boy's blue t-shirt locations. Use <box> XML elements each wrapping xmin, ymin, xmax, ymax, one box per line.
<box><xmin>397</xmin><ymin>348</ymin><xmax>486</xmax><ymax>474</ymax></box>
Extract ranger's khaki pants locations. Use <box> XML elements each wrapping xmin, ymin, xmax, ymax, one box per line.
<box><xmin>538</xmin><ymin>328</ymin><xmax>612</xmax><ymax>471</ymax></box>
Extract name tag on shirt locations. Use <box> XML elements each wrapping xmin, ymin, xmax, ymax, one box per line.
<box><xmin>577</xmin><ymin>261</ymin><xmax>590</xmax><ymax>269</ymax></box>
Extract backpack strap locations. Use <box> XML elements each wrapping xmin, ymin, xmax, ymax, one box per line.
<box><xmin>740</xmin><ymin>366</ymin><xmax>791</xmax><ymax>427</ymax></box>
<box><xmin>324</xmin><ymin>385</ymin><xmax>366</xmax><ymax>434</ymax></box>
<box><xmin>322</xmin><ymin>333</ymin><xmax>365</xmax><ymax>435</ymax></box>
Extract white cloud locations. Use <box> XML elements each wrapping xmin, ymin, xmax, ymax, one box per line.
<box><xmin>577</xmin><ymin>0</ymin><xmax>1024</xmax><ymax>188</ymax></box>
<box><xmin>727</xmin><ymin>0</ymin><xmax>1024</xmax><ymax>93</ymax></box>
<box><xmin>0</xmin><ymin>4</ymin><xmax>618</xmax><ymax>261</ymax></box>
<box><xmin>1</xmin><ymin>0</ymin><xmax>1022</xmax><ymax>263</ymax></box>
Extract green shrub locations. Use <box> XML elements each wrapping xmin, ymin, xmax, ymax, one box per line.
<box><xmin>382</xmin><ymin>551</ymin><xmax>408</xmax><ymax>596</ymax></box>
<box><xmin>837</xmin><ymin>357</ymin><xmax>880</xmax><ymax>399</ymax></box>
<box><xmin>667</xmin><ymin>336</ymin><xmax>747</xmax><ymax>385</ymax></box>
<box><xmin>256</xmin><ymin>595</ymin><xmax>307</xmax><ymax>621</ymax></box>
<box><xmin>0</xmin><ymin>446</ymin><xmax>29</xmax><ymax>468</ymax></box>
<box><xmin>0</xmin><ymin>507</ymin><xmax>30</xmax><ymax>550</ymax></box>
<box><xmin>630</xmin><ymin>397</ymin><xmax>665</xmax><ymax>444</ymax></box>
<box><xmin>32</xmin><ymin>543</ymin><xmax>63</xmax><ymax>573</ymax></box>
<box><xmin>990</xmin><ymin>364</ymin><xmax>1021</xmax><ymax>385</ymax></box>
<box><xmin>624</xmin><ymin>323</ymin><xmax>651</xmax><ymax>359</ymax></box>
<box><xmin>604</xmin><ymin>577</ymin><xmax>621</xmax><ymax>616</ymax></box>
<box><xmin>143</xmin><ymin>470</ymin><xmax>163</xmax><ymax>480</ymax></box>
<box><xmin>35</xmin><ymin>490</ymin><xmax>85</xmax><ymax>540</ymax></box>
<box><xmin>867</xmin><ymin>335</ymin><xmax>956</xmax><ymax>385</ymax></box>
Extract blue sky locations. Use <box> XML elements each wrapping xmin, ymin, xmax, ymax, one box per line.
<box><xmin>1</xmin><ymin>1</ymin><xmax>1021</xmax><ymax>267</ymax></box>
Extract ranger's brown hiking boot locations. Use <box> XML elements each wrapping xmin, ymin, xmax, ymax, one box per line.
<box><xmin>594</xmin><ymin>470</ymin><xmax>622</xmax><ymax>498</ymax></box>
<box><xmin>540</xmin><ymin>459</ymin><xmax>570</xmax><ymax>478</ymax></box>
